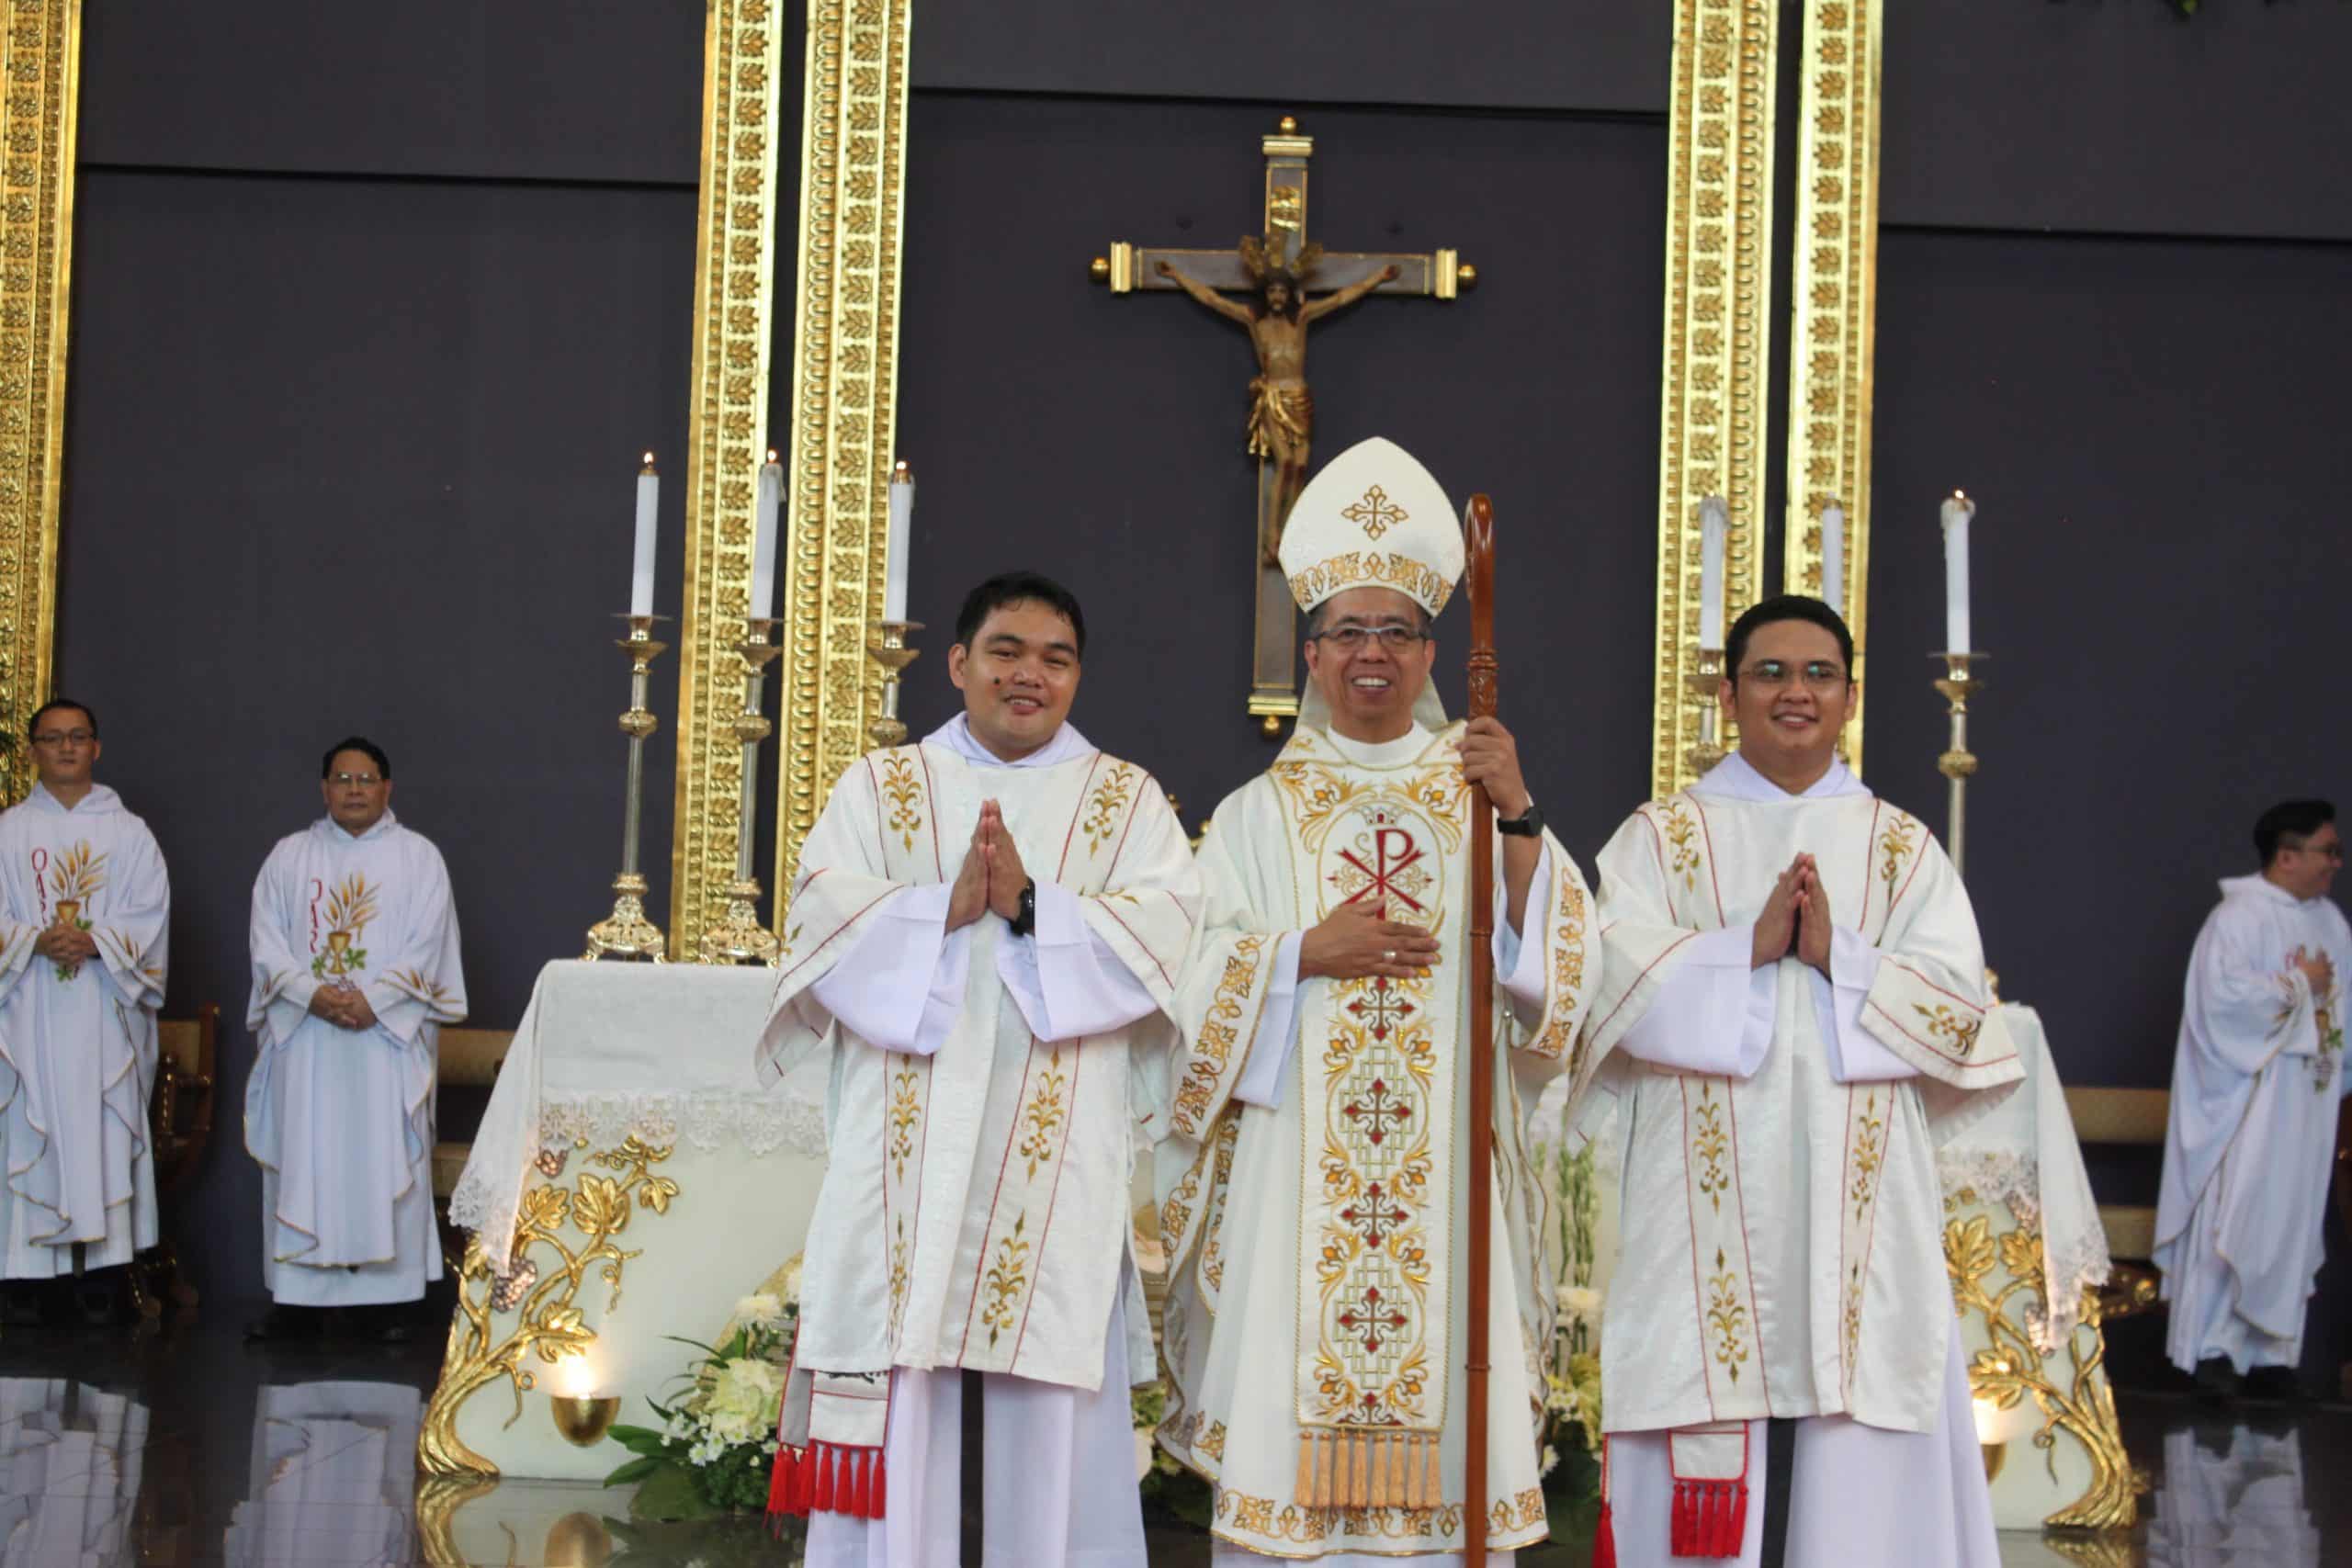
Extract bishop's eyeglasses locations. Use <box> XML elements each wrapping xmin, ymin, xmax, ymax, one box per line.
<box><xmin>1311</xmin><ymin>624</ymin><xmax>1429</xmax><ymax>652</ymax></box>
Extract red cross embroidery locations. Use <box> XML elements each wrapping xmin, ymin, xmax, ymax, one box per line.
<box><xmin>1345</xmin><ymin>977</ymin><xmax>1417</xmax><ymax>1041</ymax></box>
<box><xmin>1342</xmin><ymin>1078</ymin><xmax>1414</xmax><ymax>1146</ymax></box>
<box><xmin>1335</xmin><ymin>1281</ymin><xmax>1410</xmax><ymax>1355</ymax></box>
<box><xmin>1339</xmin><ymin>1180</ymin><xmax>1409</xmax><ymax>1245</ymax></box>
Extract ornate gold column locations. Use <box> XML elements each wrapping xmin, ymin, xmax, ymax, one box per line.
<box><xmin>668</xmin><ymin>0</ymin><xmax>788</xmax><ymax>953</ymax></box>
<box><xmin>1781</xmin><ymin>0</ymin><xmax>1883</xmax><ymax>774</ymax></box>
<box><xmin>667</xmin><ymin>0</ymin><xmax>913</xmax><ymax>955</ymax></box>
<box><xmin>1651</xmin><ymin>0</ymin><xmax>1780</xmax><ymax>798</ymax></box>
<box><xmin>0</xmin><ymin>1</ymin><xmax>81</xmax><ymax>803</ymax></box>
<box><xmin>767</xmin><ymin>0</ymin><xmax>913</xmax><ymax>908</ymax></box>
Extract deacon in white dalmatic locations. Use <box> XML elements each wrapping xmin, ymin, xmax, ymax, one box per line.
<box><xmin>2155</xmin><ymin>798</ymin><xmax>2350</xmax><ymax>1401</ymax></box>
<box><xmin>758</xmin><ymin>572</ymin><xmax>1201</xmax><ymax>1568</ymax></box>
<box><xmin>1582</xmin><ymin>595</ymin><xmax>2013</xmax><ymax>1568</ymax></box>
<box><xmin>244</xmin><ymin>737</ymin><xmax>464</xmax><ymax>1340</ymax></box>
<box><xmin>1158</xmin><ymin>437</ymin><xmax>1599</xmax><ymax>1565</ymax></box>
<box><xmin>0</xmin><ymin>699</ymin><xmax>167</xmax><ymax>1324</ymax></box>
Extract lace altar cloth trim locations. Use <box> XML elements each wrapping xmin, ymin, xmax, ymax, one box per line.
<box><xmin>1939</xmin><ymin>1148</ymin><xmax>2113</xmax><ymax>1354</ymax></box>
<box><xmin>448</xmin><ymin>1091</ymin><xmax>825</xmax><ymax>1273</ymax></box>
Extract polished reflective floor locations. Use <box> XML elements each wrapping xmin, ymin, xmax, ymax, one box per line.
<box><xmin>0</xmin><ymin>1314</ymin><xmax>2345</xmax><ymax>1565</ymax></box>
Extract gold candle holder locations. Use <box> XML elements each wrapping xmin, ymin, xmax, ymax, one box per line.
<box><xmin>1682</xmin><ymin>645</ymin><xmax>1727</xmax><ymax>777</ymax></box>
<box><xmin>548</xmin><ymin>1393</ymin><xmax>622</xmax><ymax>1448</ymax></box>
<box><xmin>585</xmin><ymin>615</ymin><xmax>671</xmax><ymax>961</ymax></box>
<box><xmin>700</xmin><ymin>617</ymin><xmax>786</xmax><ymax>964</ymax></box>
<box><xmin>1932</xmin><ymin>652</ymin><xmax>1984</xmax><ymax>878</ymax></box>
<box><xmin>866</xmin><ymin>620</ymin><xmax>924</xmax><ymax>750</ymax></box>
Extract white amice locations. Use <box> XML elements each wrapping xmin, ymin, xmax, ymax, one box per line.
<box><xmin>244</xmin><ymin>811</ymin><xmax>465</xmax><ymax>1306</ymax></box>
<box><xmin>2154</xmin><ymin>874</ymin><xmax>2352</xmax><ymax>1375</ymax></box>
<box><xmin>0</xmin><ymin>784</ymin><xmax>167</xmax><ymax>1279</ymax></box>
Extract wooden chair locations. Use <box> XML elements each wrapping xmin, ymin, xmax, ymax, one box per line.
<box><xmin>133</xmin><ymin>1003</ymin><xmax>219</xmax><ymax>1316</ymax></box>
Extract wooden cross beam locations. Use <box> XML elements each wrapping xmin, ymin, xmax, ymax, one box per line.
<box><xmin>1092</xmin><ymin>116</ymin><xmax>1476</xmax><ymax>735</ymax></box>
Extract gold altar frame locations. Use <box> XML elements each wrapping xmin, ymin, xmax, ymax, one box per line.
<box><xmin>668</xmin><ymin>0</ymin><xmax>913</xmax><ymax>955</ymax></box>
<box><xmin>1652</xmin><ymin>0</ymin><xmax>1883</xmax><ymax>794</ymax></box>
<box><xmin>0</xmin><ymin>0</ymin><xmax>82</xmax><ymax>805</ymax></box>
<box><xmin>1650</xmin><ymin>0</ymin><xmax>1779</xmax><ymax>798</ymax></box>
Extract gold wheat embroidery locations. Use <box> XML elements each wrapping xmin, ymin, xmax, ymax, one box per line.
<box><xmin>979</xmin><ymin>1215</ymin><xmax>1031</xmax><ymax>1346</ymax></box>
<box><xmin>1849</xmin><ymin>1090</ymin><xmax>1885</xmax><ymax>1222</ymax></box>
<box><xmin>1660</xmin><ymin>800</ymin><xmax>1702</xmax><ymax>894</ymax></box>
<box><xmin>888</xmin><ymin>1062</ymin><xmax>922</xmax><ymax>1182</ymax></box>
<box><xmin>1016</xmin><ymin>1048</ymin><xmax>1069</xmax><ymax>1179</ymax></box>
<box><xmin>1878</xmin><ymin>815</ymin><xmax>1919</xmax><ymax>907</ymax></box>
<box><xmin>1693</xmin><ymin>1084</ymin><xmax>1731</xmax><ymax>1213</ymax></box>
<box><xmin>1080</xmin><ymin>762</ymin><xmax>1136</xmax><ymax>857</ymax></box>
<box><xmin>879</xmin><ymin>754</ymin><xmax>924</xmax><ymax>852</ymax></box>
<box><xmin>1706</xmin><ymin>1249</ymin><xmax>1750</xmax><ymax>1382</ymax></box>
<box><xmin>1911</xmin><ymin>1001</ymin><xmax>1981</xmax><ymax>1058</ymax></box>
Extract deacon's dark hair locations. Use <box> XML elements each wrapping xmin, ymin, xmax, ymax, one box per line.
<box><xmin>26</xmin><ymin>697</ymin><xmax>97</xmax><ymax>741</ymax></box>
<box><xmin>954</xmin><ymin>572</ymin><xmax>1087</xmax><ymax>659</ymax></box>
<box><xmin>1725</xmin><ymin>594</ymin><xmax>1855</xmax><ymax>682</ymax></box>
<box><xmin>2255</xmin><ymin>799</ymin><xmax>2335</xmax><ymax>867</ymax></box>
<box><xmin>321</xmin><ymin>735</ymin><xmax>393</xmax><ymax>782</ymax></box>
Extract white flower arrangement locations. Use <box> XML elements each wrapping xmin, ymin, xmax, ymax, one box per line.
<box><xmin>605</xmin><ymin>1276</ymin><xmax>803</xmax><ymax>1518</ymax></box>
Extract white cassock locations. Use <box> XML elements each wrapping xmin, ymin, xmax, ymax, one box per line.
<box><xmin>243</xmin><ymin>811</ymin><xmax>465</xmax><ymax>1305</ymax></box>
<box><xmin>1157</xmin><ymin>720</ymin><xmax>1599</xmax><ymax>1567</ymax></box>
<box><xmin>757</xmin><ymin>716</ymin><xmax>1201</xmax><ymax>1568</ymax></box>
<box><xmin>1582</xmin><ymin>752</ymin><xmax>2017</xmax><ymax>1568</ymax></box>
<box><xmin>2154</xmin><ymin>874</ymin><xmax>2352</xmax><ymax>1375</ymax></box>
<box><xmin>0</xmin><ymin>784</ymin><xmax>166</xmax><ymax>1279</ymax></box>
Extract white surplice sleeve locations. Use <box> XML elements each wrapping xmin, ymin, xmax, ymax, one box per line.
<box><xmin>1814</xmin><ymin>926</ymin><xmax>1915</xmax><ymax>1083</ymax></box>
<box><xmin>996</xmin><ymin>882</ymin><xmax>1162</xmax><ymax>1043</ymax></box>
<box><xmin>1236</xmin><ymin>848</ymin><xmax>1557</xmax><ymax>1109</ymax></box>
<box><xmin>1614</xmin><ymin>924</ymin><xmax>1775</xmax><ymax>1078</ymax></box>
<box><xmin>808</xmin><ymin>882</ymin><xmax>971</xmax><ymax>1056</ymax></box>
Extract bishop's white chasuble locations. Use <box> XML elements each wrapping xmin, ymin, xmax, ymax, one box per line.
<box><xmin>244</xmin><ymin>814</ymin><xmax>465</xmax><ymax>1305</ymax></box>
<box><xmin>2154</xmin><ymin>874</ymin><xmax>2352</xmax><ymax>1375</ymax></box>
<box><xmin>1585</xmin><ymin>760</ymin><xmax>2020</xmax><ymax>1437</ymax></box>
<box><xmin>760</xmin><ymin>737</ymin><xmax>1198</xmax><ymax>1397</ymax></box>
<box><xmin>1157</xmin><ymin>721</ymin><xmax>1598</xmax><ymax>1562</ymax></box>
<box><xmin>0</xmin><ymin>784</ymin><xmax>167</xmax><ymax>1278</ymax></box>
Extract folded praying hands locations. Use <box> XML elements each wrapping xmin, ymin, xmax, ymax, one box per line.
<box><xmin>1754</xmin><ymin>852</ymin><xmax>1833</xmax><ymax>976</ymax></box>
<box><xmin>947</xmin><ymin>800</ymin><xmax>1031</xmax><ymax>931</ymax></box>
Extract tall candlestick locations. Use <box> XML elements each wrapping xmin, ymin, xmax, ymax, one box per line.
<box><xmin>1698</xmin><ymin>495</ymin><xmax>1727</xmax><ymax>649</ymax></box>
<box><xmin>630</xmin><ymin>453</ymin><xmax>659</xmax><ymax>617</ymax></box>
<box><xmin>885</xmin><ymin>460</ymin><xmax>915</xmax><ymax>623</ymax></box>
<box><xmin>1941</xmin><ymin>491</ymin><xmax>1973</xmax><ymax>654</ymax></box>
<box><xmin>585</xmin><ymin>615</ymin><xmax>671</xmax><ymax>962</ymax></box>
<box><xmin>1820</xmin><ymin>502</ymin><xmax>1845</xmax><ymax>615</ymax></box>
<box><xmin>752</xmin><ymin>452</ymin><xmax>781</xmax><ymax>617</ymax></box>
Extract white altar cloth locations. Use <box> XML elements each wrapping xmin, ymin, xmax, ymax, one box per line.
<box><xmin>446</xmin><ymin>960</ymin><xmax>829</xmax><ymax>1481</ymax></box>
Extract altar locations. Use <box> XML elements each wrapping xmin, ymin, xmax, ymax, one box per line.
<box><xmin>423</xmin><ymin>962</ymin><xmax>828</xmax><ymax>1482</ymax></box>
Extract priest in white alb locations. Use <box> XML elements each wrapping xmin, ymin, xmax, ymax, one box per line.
<box><xmin>1581</xmin><ymin>595</ymin><xmax>2015</xmax><ymax>1567</ymax></box>
<box><xmin>2155</xmin><ymin>798</ymin><xmax>2350</xmax><ymax>1401</ymax></box>
<box><xmin>244</xmin><ymin>737</ymin><xmax>465</xmax><ymax>1341</ymax></box>
<box><xmin>1156</xmin><ymin>437</ymin><xmax>1599</xmax><ymax>1564</ymax></box>
<box><xmin>757</xmin><ymin>572</ymin><xmax>1200</xmax><ymax>1568</ymax></box>
<box><xmin>0</xmin><ymin>699</ymin><xmax>167</xmax><ymax>1325</ymax></box>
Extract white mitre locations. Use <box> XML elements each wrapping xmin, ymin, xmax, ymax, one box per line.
<box><xmin>1278</xmin><ymin>434</ymin><xmax>1464</xmax><ymax>731</ymax></box>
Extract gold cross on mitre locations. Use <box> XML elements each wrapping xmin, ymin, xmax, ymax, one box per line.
<box><xmin>1091</xmin><ymin>116</ymin><xmax>1476</xmax><ymax>735</ymax></box>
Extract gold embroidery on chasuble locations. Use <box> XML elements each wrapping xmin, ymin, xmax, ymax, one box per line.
<box><xmin>1532</xmin><ymin>866</ymin><xmax>1590</xmax><ymax>1068</ymax></box>
<box><xmin>1174</xmin><ymin>935</ymin><xmax>1270</xmax><ymax>1140</ymax></box>
<box><xmin>1838</xmin><ymin>1083</ymin><xmax>1894</xmax><ymax>1397</ymax></box>
<box><xmin>878</xmin><ymin>752</ymin><xmax>926</xmax><ymax>852</ymax></box>
<box><xmin>1275</xmin><ymin>750</ymin><xmax>1468</xmax><ymax>1445</ymax></box>
<box><xmin>1658</xmin><ymin>796</ymin><xmax>1706</xmax><ymax>896</ymax></box>
<box><xmin>1081</xmin><ymin>761</ymin><xmax>1138</xmax><ymax>858</ymax></box>
<box><xmin>1679</xmin><ymin>1072</ymin><xmax>1761</xmax><ymax>1408</ymax></box>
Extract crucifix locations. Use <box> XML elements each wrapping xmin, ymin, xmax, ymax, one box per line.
<box><xmin>1091</xmin><ymin>116</ymin><xmax>1476</xmax><ymax>736</ymax></box>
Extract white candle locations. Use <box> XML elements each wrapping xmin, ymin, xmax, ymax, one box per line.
<box><xmin>1697</xmin><ymin>495</ymin><xmax>1727</xmax><ymax>649</ymax></box>
<box><xmin>1819</xmin><ymin>502</ymin><xmax>1844</xmax><ymax>615</ymax></box>
<box><xmin>751</xmin><ymin>451</ymin><xmax>781</xmax><ymax>618</ymax></box>
<box><xmin>1941</xmin><ymin>491</ymin><xmax>1974</xmax><ymax>653</ymax></box>
<box><xmin>630</xmin><ymin>453</ymin><xmax>659</xmax><ymax>616</ymax></box>
<box><xmin>885</xmin><ymin>459</ymin><xmax>915</xmax><ymax>622</ymax></box>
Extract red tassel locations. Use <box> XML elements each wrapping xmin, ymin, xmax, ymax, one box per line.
<box><xmin>795</xmin><ymin>1441</ymin><xmax>815</xmax><ymax>1513</ymax></box>
<box><xmin>814</xmin><ymin>1444</ymin><xmax>836</xmax><ymax>1511</ymax></box>
<box><xmin>1670</xmin><ymin>1479</ymin><xmax>1689</xmax><ymax>1555</ymax></box>
<box><xmin>1594</xmin><ymin>1500</ymin><xmax>1618</xmax><ymax>1568</ymax></box>
<box><xmin>872</xmin><ymin>1451</ymin><xmax>888</xmax><ymax>1517</ymax></box>
<box><xmin>1724</xmin><ymin>1481</ymin><xmax>1749</xmax><ymax>1556</ymax></box>
<box><xmin>855</xmin><ymin>1449</ymin><xmax>876</xmax><ymax>1517</ymax></box>
<box><xmin>766</xmin><ymin>1446</ymin><xmax>799</xmax><ymax>1516</ymax></box>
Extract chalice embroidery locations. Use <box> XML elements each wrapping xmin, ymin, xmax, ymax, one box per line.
<box><xmin>41</xmin><ymin>840</ymin><xmax>106</xmax><ymax>982</ymax></box>
<box><xmin>311</xmin><ymin>873</ymin><xmax>381</xmax><ymax>982</ymax></box>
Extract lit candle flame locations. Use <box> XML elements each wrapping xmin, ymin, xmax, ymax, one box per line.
<box><xmin>558</xmin><ymin>1359</ymin><xmax>598</xmax><ymax>1399</ymax></box>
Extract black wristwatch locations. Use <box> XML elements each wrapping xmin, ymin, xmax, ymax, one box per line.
<box><xmin>1497</xmin><ymin>802</ymin><xmax>1544</xmax><ymax>838</ymax></box>
<box><xmin>1009</xmin><ymin>877</ymin><xmax>1038</xmax><ymax>937</ymax></box>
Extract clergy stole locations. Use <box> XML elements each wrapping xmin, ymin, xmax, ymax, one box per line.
<box><xmin>1164</xmin><ymin>724</ymin><xmax>1598</xmax><ymax>1511</ymax></box>
<box><xmin>1586</xmin><ymin>790</ymin><xmax>2021</xmax><ymax>1437</ymax></box>
<box><xmin>761</xmin><ymin>742</ymin><xmax>1195</xmax><ymax>1402</ymax></box>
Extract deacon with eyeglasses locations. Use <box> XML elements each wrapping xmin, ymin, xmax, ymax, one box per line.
<box><xmin>0</xmin><ymin>699</ymin><xmax>169</xmax><ymax>1325</ymax></box>
<box><xmin>243</xmin><ymin>736</ymin><xmax>465</xmax><ymax>1342</ymax></box>
<box><xmin>1577</xmin><ymin>594</ymin><xmax>2014</xmax><ymax>1566</ymax></box>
